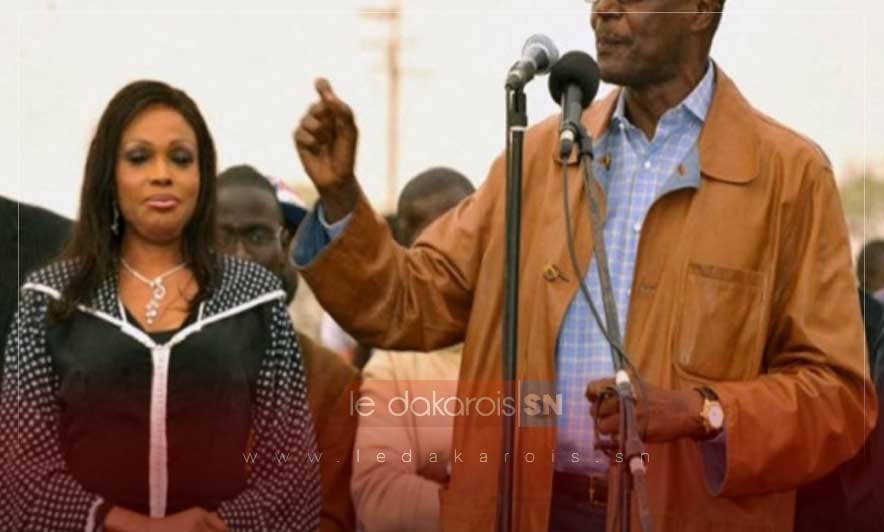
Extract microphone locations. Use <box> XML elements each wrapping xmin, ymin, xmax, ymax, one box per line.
<box><xmin>548</xmin><ymin>51</ymin><xmax>601</xmax><ymax>160</ymax></box>
<box><xmin>505</xmin><ymin>34</ymin><xmax>560</xmax><ymax>90</ymax></box>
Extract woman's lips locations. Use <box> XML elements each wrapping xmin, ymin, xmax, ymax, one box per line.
<box><xmin>145</xmin><ymin>195</ymin><xmax>179</xmax><ymax>210</ymax></box>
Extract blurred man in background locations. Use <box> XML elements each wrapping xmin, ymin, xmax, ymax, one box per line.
<box><xmin>857</xmin><ymin>240</ymin><xmax>884</xmax><ymax>369</ymax></box>
<box><xmin>216</xmin><ymin>165</ymin><xmax>358</xmax><ymax>532</ymax></box>
<box><xmin>794</xmin><ymin>240</ymin><xmax>884</xmax><ymax>532</ymax></box>
<box><xmin>0</xmin><ymin>196</ymin><xmax>71</xmax><ymax>374</ymax></box>
<box><xmin>855</xmin><ymin>242</ymin><xmax>884</xmax><ymax>436</ymax></box>
<box><xmin>858</xmin><ymin>239</ymin><xmax>884</xmax><ymax>304</ymax></box>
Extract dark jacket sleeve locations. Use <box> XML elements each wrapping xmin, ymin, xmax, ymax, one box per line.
<box><xmin>216</xmin><ymin>299</ymin><xmax>322</xmax><ymax>531</ymax></box>
<box><xmin>0</xmin><ymin>287</ymin><xmax>104</xmax><ymax>531</ymax></box>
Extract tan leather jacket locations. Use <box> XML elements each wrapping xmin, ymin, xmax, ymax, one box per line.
<box><xmin>297</xmin><ymin>66</ymin><xmax>876</xmax><ymax>532</ymax></box>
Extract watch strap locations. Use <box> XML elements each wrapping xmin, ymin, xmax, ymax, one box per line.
<box><xmin>696</xmin><ymin>386</ymin><xmax>719</xmax><ymax>402</ymax></box>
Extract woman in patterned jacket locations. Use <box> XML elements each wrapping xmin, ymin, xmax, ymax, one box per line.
<box><xmin>0</xmin><ymin>80</ymin><xmax>320</xmax><ymax>531</ymax></box>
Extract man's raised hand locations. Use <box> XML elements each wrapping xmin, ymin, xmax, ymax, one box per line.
<box><xmin>293</xmin><ymin>78</ymin><xmax>360</xmax><ymax>222</ymax></box>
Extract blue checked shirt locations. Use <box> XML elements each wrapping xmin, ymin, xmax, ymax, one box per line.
<box><xmin>555</xmin><ymin>63</ymin><xmax>715</xmax><ymax>474</ymax></box>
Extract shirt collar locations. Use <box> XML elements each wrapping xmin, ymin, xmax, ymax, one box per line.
<box><xmin>683</xmin><ymin>61</ymin><xmax>715</xmax><ymax>122</ymax></box>
<box><xmin>565</xmin><ymin>65</ymin><xmax>759</xmax><ymax>184</ymax></box>
<box><xmin>610</xmin><ymin>60</ymin><xmax>716</xmax><ymax>128</ymax></box>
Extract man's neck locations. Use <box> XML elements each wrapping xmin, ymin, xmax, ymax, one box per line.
<box><xmin>121</xmin><ymin>233</ymin><xmax>186</xmax><ymax>277</ymax></box>
<box><xmin>623</xmin><ymin>60</ymin><xmax>708</xmax><ymax>140</ymax></box>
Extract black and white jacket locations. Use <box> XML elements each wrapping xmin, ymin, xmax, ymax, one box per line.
<box><xmin>0</xmin><ymin>256</ymin><xmax>320</xmax><ymax>531</ymax></box>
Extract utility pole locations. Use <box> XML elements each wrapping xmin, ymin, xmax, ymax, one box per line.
<box><xmin>361</xmin><ymin>0</ymin><xmax>403</xmax><ymax>213</ymax></box>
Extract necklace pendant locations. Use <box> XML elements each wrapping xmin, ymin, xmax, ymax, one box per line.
<box><xmin>151</xmin><ymin>280</ymin><xmax>167</xmax><ymax>300</ymax></box>
<box><xmin>120</xmin><ymin>259</ymin><xmax>184</xmax><ymax>328</ymax></box>
<box><xmin>145</xmin><ymin>298</ymin><xmax>160</xmax><ymax>326</ymax></box>
<box><xmin>145</xmin><ymin>285</ymin><xmax>163</xmax><ymax>326</ymax></box>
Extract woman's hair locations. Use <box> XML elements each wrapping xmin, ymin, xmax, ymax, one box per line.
<box><xmin>51</xmin><ymin>80</ymin><xmax>219</xmax><ymax>319</ymax></box>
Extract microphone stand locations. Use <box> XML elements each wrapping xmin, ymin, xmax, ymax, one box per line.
<box><xmin>563</xmin><ymin>117</ymin><xmax>654</xmax><ymax>532</ymax></box>
<box><xmin>496</xmin><ymin>83</ymin><xmax>526</xmax><ymax>532</ymax></box>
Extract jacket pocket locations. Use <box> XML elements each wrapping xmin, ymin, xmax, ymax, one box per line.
<box><xmin>674</xmin><ymin>262</ymin><xmax>765</xmax><ymax>381</ymax></box>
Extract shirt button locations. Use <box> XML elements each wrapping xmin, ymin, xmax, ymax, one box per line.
<box><xmin>543</xmin><ymin>264</ymin><xmax>561</xmax><ymax>282</ymax></box>
<box><xmin>644</xmin><ymin>161</ymin><xmax>652</xmax><ymax>170</ymax></box>
<box><xmin>619</xmin><ymin>122</ymin><xmax>626</xmax><ymax>131</ymax></box>
<box><xmin>633</xmin><ymin>222</ymin><xmax>642</xmax><ymax>233</ymax></box>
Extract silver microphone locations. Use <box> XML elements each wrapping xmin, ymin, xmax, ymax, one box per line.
<box><xmin>505</xmin><ymin>34</ymin><xmax>560</xmax><ymax>90</ymax></box>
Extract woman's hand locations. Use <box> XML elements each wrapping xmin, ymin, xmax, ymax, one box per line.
<box><xmin>103</xmin><ymin>506</ymin><xmax>150</xmax><ymax>532</ymax></box>
<box><xmin>151</xmin><ymin>508</ymin><xmax>228</xmax><ymax>532</ymax></box>
<box><xmin>104</xmin><ymin>506</ymin><xmax>227</xmax><ymax>532</ymax></box>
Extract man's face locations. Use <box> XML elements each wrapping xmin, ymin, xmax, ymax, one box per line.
<box><xmin>216</xmin><ymin>185</ymin><xmax>285</xmax><ymax>275</ymax></box>
<box><xmin>591</xmin><ymin>0</ymin><xmax>694</xmax><ymax>87</ymax></box>
<box><xmin>869</xmin><ymin>258</ymin><xmax>884</xmax><ymax>294</ymax></box>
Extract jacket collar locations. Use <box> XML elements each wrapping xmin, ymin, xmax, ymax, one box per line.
<box><xmin>556</xmin><ymin>63</ymin><xmax>760</xmax><ymax>184</ymax></box>
<box><xmin>22</xmin><ymin>255</ymin><xmax>285</xmax><ymax>325</ymax></box>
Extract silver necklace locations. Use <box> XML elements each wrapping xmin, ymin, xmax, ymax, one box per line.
<box><xmin>120</xmin><ymin>258</ymin><xmax>187</xmax><ymax>326</ymax></box>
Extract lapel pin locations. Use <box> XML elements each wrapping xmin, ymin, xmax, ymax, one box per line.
<box><xmin>599</xmin><ymin>153</ymin><xmax>612</xmax><ymax>170</ymax></box>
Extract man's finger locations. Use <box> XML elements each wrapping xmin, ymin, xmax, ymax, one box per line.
<box><xmin>597</xmin><ymin>394</ymin><xmax>619</xmax><ymax>417</ymax></box>
<box><xmin>334</xmin><ymin>100</ymin><xmax>355</xmax><ymax>127</ymax></box>
<box><xmin>586</xmin><ymin>378</ymin><xmax>615</xmax><ymax>402</ymax></box>
<box><xmin>308</xmin><ymin>101</ymin><xmax>332</xmax><ymax>122</ymax></box>
<box><xmin>293</xmin><ymin>128</ymin><xmax>320</xmax><ymax>153</ymax></box>
<box><xmin>589</xmin><ymin>392</ymin><xmax>618</xmax><ymax>419</ymax></box>
<box><xmin>314</xmin><ymin>78</ymin><xmax>355</xmax><ymax>125</ymax></box>
<box><xmin>315</xmin><ymin>77</ymin><xmax>337</xmax><ymax>102</ymax></box>
<box><xmin>591</xmin><ymin>409</ymin><xmax>618</xmax><ymax>435</ymax></box>
<box><xmin>301</xmin><ymin>114</ymin><xmax>329</xmax><ymax>141</ymax></box>
<box><xmin>598</xmin><ymin>415</ymin><xmax>619</xmax><ymax>436</ymax></box>
<box><xmin>316</xmin><ymin>78</ymin><xmax>347</xmax><ymax>115</ymax></box>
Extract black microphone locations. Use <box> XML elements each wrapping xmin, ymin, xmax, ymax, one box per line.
<box><xmin>548</xmin><ymin>51</ymin><xmax>601</xmax><ymax>160</ymax></box>
<box><xmin>505</xmin><ymin>34</ymin><xmax>560</xmax><ymax>90</ymax></box>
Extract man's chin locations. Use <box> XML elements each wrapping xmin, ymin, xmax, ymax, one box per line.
<box><xmin>598</xmin><ymin>64</ymin><xmax>634</xmax><ymax>88</ymax></box>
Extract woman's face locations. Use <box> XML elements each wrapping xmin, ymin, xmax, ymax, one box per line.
<box><xmin>115</xmin><ymin>105</ymin><xmax>200</xmax><ymax>245</ymax></box>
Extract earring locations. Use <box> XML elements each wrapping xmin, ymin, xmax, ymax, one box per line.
<box><xmin>111</xmin><ymin>203</ymin><xmax>120</xmax><ymax>235</ymax></box>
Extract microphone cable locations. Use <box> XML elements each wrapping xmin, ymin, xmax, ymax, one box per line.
<box><xmin>560</xmin><ymin>159</ymin><xmax>650</xmax><ymax>442</ymax></box>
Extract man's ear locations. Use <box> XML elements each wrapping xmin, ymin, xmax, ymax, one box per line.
<box><xmin>281</xmin><ymin>264</ymin><xmax>299</xmax><ymax>304</ymax></box>
<box><xmin>280</xmin><ymin>226</ymin><xmax>294</xmax><ymax>252</ymax></box>
<box><xmin>690</xmin><ymin>0</ymin><xmax>720</xmax><ymax>34</ymax></box>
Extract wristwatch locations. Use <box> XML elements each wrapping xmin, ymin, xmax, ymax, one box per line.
<box><xmin>695</xmin><ymin>386</ymin><xmax>724</xmax><ymax>438</ymax></box>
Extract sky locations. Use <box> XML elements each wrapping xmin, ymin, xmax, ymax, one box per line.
<box><xmin>1</xmin><ymin>0</ymin><xmax>882</xmax><ymax>218</ymax></box>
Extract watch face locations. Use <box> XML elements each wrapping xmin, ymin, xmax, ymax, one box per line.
<box><xmin>708</xmin><ymin>404</ymin><xmax>724</xmax><ymax>429</ymax></box>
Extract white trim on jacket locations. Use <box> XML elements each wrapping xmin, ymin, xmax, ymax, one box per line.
<box><xmin>21</xmin><ymin>282</ymin><xmax>286</xmax><ymax>519</ymax></box>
